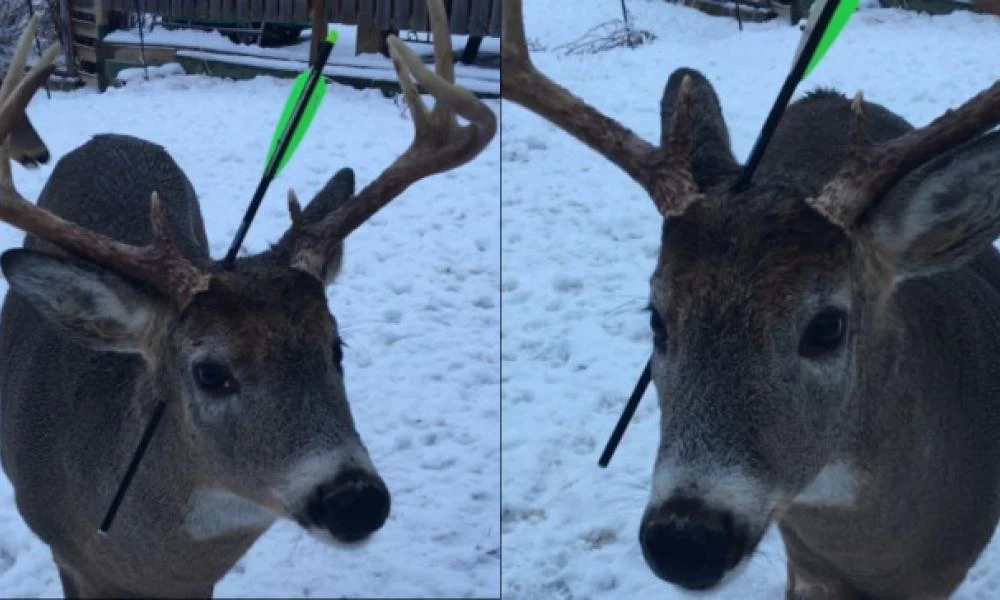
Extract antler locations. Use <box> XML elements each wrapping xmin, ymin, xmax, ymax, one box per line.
<box><xmin>501</xmin><ymin>0</ymin><xmax>700</xmax><ymax>216</ymax></box>
<box><xmin>808</xmin><ymin>82</ymin><xmax>1000</xmax><ymax>228</ymax></box>
<box><xmin>288</xmin><ymin>0</ymin><xmax>497</xmax><ymax>279</ymax></box>
<box><xmin>0</xmin><ymin>18</ymin><xmax>208</xmax><ymax>306</ymax></box>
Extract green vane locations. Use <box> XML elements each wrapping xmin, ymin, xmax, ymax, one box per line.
<box><xmin>266</xmin><ymin>30</ymin><xmax>340</xmax><ymax>177</ymax></box>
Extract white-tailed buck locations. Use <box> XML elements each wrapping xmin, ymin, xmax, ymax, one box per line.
<box><xmin>503</xmin><ymin>0</ymin><xmax>1000</xmax><ymax>597</ymax></box>
<box><xmin>0</xmin><ymin>4</ymin><xmax>495</xmax><ymax>597</ymax></box>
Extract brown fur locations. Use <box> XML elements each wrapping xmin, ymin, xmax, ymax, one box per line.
<box><xmin>0</xmin><ymin>135</ymin><xmax>383</xmax><ymax>597</ymax></box>
<box><xmin>641</xmin><ymin>72</ymin><xmax>1000</xmax><ymax>599</ymax></box>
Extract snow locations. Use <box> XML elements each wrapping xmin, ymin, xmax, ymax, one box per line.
<box><xmin>501</xmin><ymin>3</ymin><xmax>1000</xmax><ymax>600</ymax></box>
<box><xmin>0</xmin><ymin>72</ymin><xmax>500</xmax><ymax>595</ymax></box>
<box><xmin>115</xmin><ymin>62</ymin><xmax>186</xmax><ymax>82</ymax></box>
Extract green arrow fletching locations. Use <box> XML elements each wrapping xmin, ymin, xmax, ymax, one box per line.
<box><xmin>803</xmin><ymin>0</ymin><xmax>859</xmax><ymax>78</ymax></box>
<box><xmin>265</xmin><ymin>71</ymin><xmax>328</xmax><ymax>177</ymax></box>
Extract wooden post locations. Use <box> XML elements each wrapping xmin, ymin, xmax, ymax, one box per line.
<box><xmin>94</xmin><ymin>0</ymin><xmax>107</xmax><ymax>25</ymax></box>
<box><xmin>309</xmin><ymin>0</ymin><xmax>327</xmax><ymax>66</ymax></box>
<box><xmin>59</xmin><ymin>0</ymin><xmax>77</xmax><ymax>77</ymax></box>
<box><xmin>355</xmin><ymin>0</ymin><xmax>380</xmax><ymax>55</ymax></box>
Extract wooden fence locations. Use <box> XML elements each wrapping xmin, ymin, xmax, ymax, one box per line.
<box><xmin>102</xmin><ymin>0</ymin><xmax>502</xmax><ymax>36</ymax></box>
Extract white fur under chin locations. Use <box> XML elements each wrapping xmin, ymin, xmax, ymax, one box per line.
<box><xmin>791</xmin><ymin>461</ymin><xmax>861</xmax><ymax>508</ymax></box>
<box><xmin>184</xmin><ymin>488</ymin><xmax>278</xmax><ymax>541</ymax></box>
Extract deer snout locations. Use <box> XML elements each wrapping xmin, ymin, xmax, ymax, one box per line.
<box><xmin>305</xmin><ymin>469</ymin><xmax>391</xmax><ymax>542</ymax></box>
<box><xmin>639</xmin><ymin>497</ymin><xmax>748</xmax><ymax>590</ymax></box>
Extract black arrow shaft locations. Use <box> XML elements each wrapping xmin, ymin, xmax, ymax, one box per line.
<box><xmin>222</xmin><ymin>39</ymin><xmax>335</xmax><ymax>267</ymax></box>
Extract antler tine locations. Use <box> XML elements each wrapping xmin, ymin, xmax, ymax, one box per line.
<box><xmin>847</xmin><ymin>91</ymin><xmax>870</xmax><ymax>159</ymax></box>
<box><xmin>808</xmin><ymin>80</ymin><xmax>1000</xmax><ymax>229</ymax></box>
<box><xmin>427</xmin><ymin>0</ymin><xmax>454</xmax><ymax>95</ymax></box>
<box><xmin>0</xmin><ymin>167</ymin><xmax>209</xmax><ymax>305</ymax></box>
<box><xmin>501</xmin><ymin>0</ymin><xmax>698</xmax><ymax>217</ymax></box>
<box><xmin>287</xmin><ymin>188</ymin><xmax>303</xmax><ymax>234</ymax></box>
<box><xmin>0</xmin><ymin>15</ymin><xmax>40</xmax><ymax>103</ymax></box>
<box><xmin>288</xmin><ymin>0</ymin><xmax>497</xmax><ymax>279</ymax></box>
<box><xmin>0</xmin><ymin>30</ymin><xmax>208</xmax><ymax>307</ymax></box>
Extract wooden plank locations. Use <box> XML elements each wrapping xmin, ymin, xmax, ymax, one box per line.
<box><xmin>71</xmin><ymin>18</ymin><xmax>99</xmax><ymax>39</ymax></box>
<box><xmin>60</xmin><ymin>0</ymin><xmax>79</xmax><ymax>77</ymax></box>
<box><xmin>73</xmin><ymin>42</ymin><xmax>97</xmax><ymax>63</ymax></box>
<box><xmin>355</xmin><ymin>0</ymin><xmax>378</xmax><ymax>53</ymax></box>
<box><xmin>278</xmin><ymin>0</ymin><xmax>295</xmax><ymax>21</ymax></box>
<box><xmin>340</xmin><ymin>0</ymin><xmax>357</xmax><ymax>23</ymax></box>
<box><xmin>265</xmin><ymin>0</ymin><xmax>279</xmax><ymax>20</ymax></box>
<box><xmin>375</xmin><ymin>0</ymin><xmax>392</xmax><ymax>30</ymax></box>
<box><xmin>93</xmin><ymin>0</ymin><xmax>107</xmax><ymax>25</ymax></box>
<box><xmin>234</xmin><ymin>0</ymin><xmax>248</xmax><ymax>19</ymax></box>
<box><xmin>209</xmin><ymin>0</ymin><xmax>222</xmax><ymax>18</ymax></box>
<box><xmin>394</xmin><ymin>0</ymin><xmax>411</xmax><ymax>30</ymax></box>
<box><xmin>310</xmin><ymin>0</ymin><xmax>326</xmax><ymax>63</ymax></box>
<box><xmin>106</xmin><ymin>43</ymin><xmax>177</xmax><ymax>64</ymax></box>
<box><xmin>198</xmin><ymin>0</ymin><xmax>211</xmax><ymax>18</ymax></box>
<box><xmin>411</xmin><ymin>0</ymin><xmax>427</xmax><ymax>31</ymax></box>
<box><xmin>250</xmin><ymin>0</ymin><xmax>264</xmax><ymax>20</ymax></box>
<box><xmin>450</xmin><ymin>0</ymin><xmax>469</xmax><ymax>35</ymax></box>
<box><xmin>292</xmin><ymin>0</ymin><xmax>308</xmax><ymax>20</ymax></box>
<box><xmin>468</xmin><ymin>0</ymin><xmax>490</xmax><ymax>37</ymax></box>
<box><xmin>487</xmin><ymin>0</ymin><xmax>499</xmax><ymax>37</ymax></box>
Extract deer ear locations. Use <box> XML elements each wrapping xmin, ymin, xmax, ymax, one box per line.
<box><xmin>265</xmin><ymin>168</ymin><xmax>355</xmax><ymax>286</ymax></box>
<box><xmin>660</xmin><ymin>68</ymin><xmax>740</xmax><ymax>188</ymax></box>
<box><xmin>863</xmin><ymin>131</ymin><xmax>1000</xmax><ymax>282</ymax></box>
<box><xmin>0</xmin><ymin>249</ymin><xmax>158</xmax><ymax>353</ymax></box>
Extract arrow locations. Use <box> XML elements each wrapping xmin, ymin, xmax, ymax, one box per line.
<box><xmin>222</xmin><ymin>29</ymin><xmax>339</xmax><ymax>267</ymax></box>
<box><xmin>798</xmin><ymin>0</ymin><xmax>860</xmax><ymax>79</ymax></box>
<box><xmin>732</xmin><ymin>0</ymin><xmax>857</xmax><ymax>192</ymax></box>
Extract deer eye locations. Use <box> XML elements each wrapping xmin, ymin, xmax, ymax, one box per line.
<box><xmin>649</xmin><ymin>308</ymin><xmax>668</xmax><ymax>352</ymax></box>
<box><xmin>193</xmin><ymin>362</ymin><xmax>239</xmax><ymax>396</ymax></box>
<box><xmin>799</xmin><ymin>309</ymin><xmax>847</xmax><ymax>358</ymax></box>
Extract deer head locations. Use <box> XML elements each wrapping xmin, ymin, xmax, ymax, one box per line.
<box><xmin>503</xmin><ymin>0</ymin><xmax>1000</xmax><ymax>590</ymax></box>
<box><xmin>0</xmin><ymin>4</ymin><xmax>495</xmax><ymax>544</ymax></box>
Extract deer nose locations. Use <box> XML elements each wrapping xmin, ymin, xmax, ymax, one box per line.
<box><xmin>639</xmin><ymin>497</ymin><xmax>744</xmax><ymax>590</ymax></box>
<box><xmin>308</xmin><ymin>469</ymin><xmax>391</xmax><ymax>542</ymax></box>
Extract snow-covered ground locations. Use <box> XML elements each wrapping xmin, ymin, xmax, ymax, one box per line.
<box><xmin>501</xmin><ymin>2</ymin><xmax>1000</xmax><ymax>599</ymax></box>
<box><xmin>0</xmin><ymin>70</ymin><xmax>500</xmax><ymax>595</ymax></box>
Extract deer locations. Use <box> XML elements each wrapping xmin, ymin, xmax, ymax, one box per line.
<box><xmin>503</xmin><ymin>1</ymin><xmax>1000</xmax><ymax>598</ymax></box>
<box><xmin>0</xmin><ymin>2</ymin><xmax>495</xmax><ymax>597</ymax></box>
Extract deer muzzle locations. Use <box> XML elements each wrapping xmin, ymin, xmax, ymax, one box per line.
<box><xmin>639</xmin><ymin>496</ymin><xmax>751</xmax><ymax>590</ymax></box>
<box><xmin>303</xmin><ymin>468</ymin><xmax>391</xmax><ymax>543</ymax></box>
